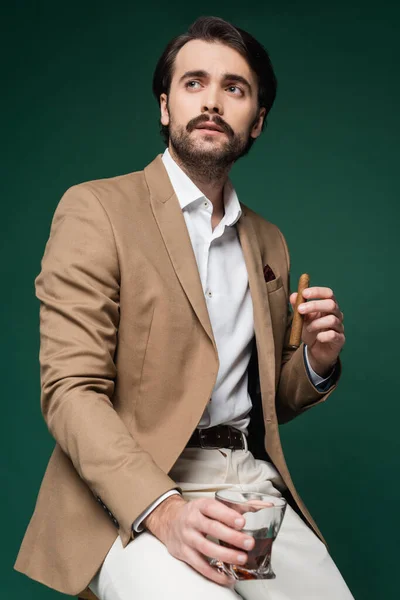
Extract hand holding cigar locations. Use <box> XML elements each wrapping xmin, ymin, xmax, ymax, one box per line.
<box><xmin>287</xmin><ymin>273</ymin><xmax>345</xmax><ymax>377</ymax></box>
<box><xmin>289</xmin><ymin>273</ymin><xmax>310</xmax><ymax>348</ymax></box>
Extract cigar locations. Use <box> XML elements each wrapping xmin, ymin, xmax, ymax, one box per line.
<box><xmin>289</xmin><ymin>273</ymin><xmax>310</xmax><ymax>348</ymax></box>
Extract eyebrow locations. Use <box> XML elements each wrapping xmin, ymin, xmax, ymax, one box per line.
<box><xmin>179</xmin><ymin>70</ymin><xmax>253</xmax><ymax>93</ymax></box>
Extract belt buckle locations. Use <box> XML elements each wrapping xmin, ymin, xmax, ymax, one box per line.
<box><xmin>199</xmin><ymin>429</ymin><xmax>208</xmax><ymax>449</ymax></box>
<box><xmin>227</xmin><ymin>426</ymin><xmax>232</xmax><ymax>448</ymax></box>
<box><xmin>218</xmin><ymin>425</ymin><xmax>231</xmax><ymax>449</ymax></box>
<box><xmin>199</xmin><ymin>427</ymin><xmax>223</xmax><ymax>449</ymax></box>
<box><xmin>230</xmin><ymin>427</ymin><xmax>246</xmax><ymax>450</ymax></box>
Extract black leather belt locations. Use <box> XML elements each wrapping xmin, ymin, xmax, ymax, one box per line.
<box><xmin>186</xmin><ymin>425</ymin><xmax>246</xmax><ymax>450</ymax></box>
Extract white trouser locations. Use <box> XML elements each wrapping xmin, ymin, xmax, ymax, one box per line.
<box><xmin>89</xmin><ymin>447</ymin><xmax>355</xmax><ymax>600</ymax></box>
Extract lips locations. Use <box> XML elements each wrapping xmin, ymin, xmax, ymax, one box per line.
<box><xmin>195</xmin><ymin>122</ymin><xmax>225</xmax><ymax>133</ymax></box>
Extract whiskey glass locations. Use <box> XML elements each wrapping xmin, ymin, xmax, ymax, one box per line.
<box><xmin>210</xmin><ymin>490</ymin><xmax>287</xmax><ymax>580</ymax></box>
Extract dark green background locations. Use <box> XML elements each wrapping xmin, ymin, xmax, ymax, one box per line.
<box><xmin>2</xmin><ymin>1</ymin><xmax>399</xmax><ymax>598</ymax></box>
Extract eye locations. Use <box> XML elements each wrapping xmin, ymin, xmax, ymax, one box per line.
<box><xmin>185</xmin><ymin>80</ymin><xmax>201</xmax><ymax>89</ymax></box>
<box><xmin>227</xmin><ymin>85</ymin><xmax>244</xmax><ymax>96</ymax></box>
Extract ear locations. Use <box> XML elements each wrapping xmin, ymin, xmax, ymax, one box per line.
<box><xmin>250</xmin><ymin>107</ymin><xmax>266</xmax><ymax>139</ymax></box>
<box><xmin>160</xmin><ymin>93</ymin><xmax>170</xmax><ymax>126</ymax></box>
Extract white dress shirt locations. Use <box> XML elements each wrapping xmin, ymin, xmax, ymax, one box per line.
<box><xmin>132</xmin><ymin>148</ymin><xmax>330</xmax><ymax>531</ymax></box>
<box><xmin>163</xmin><ymin>148</ymin><xmax>256</xmax><ymax>433</ymax></box>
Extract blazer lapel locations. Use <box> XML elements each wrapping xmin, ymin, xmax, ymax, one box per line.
<box><xmin>144</xmin><ymin>155</ymin><xmax>216</xmax><ymax>348</ymax></box>
<box><xmin>236</xmin><ymin>208</ymin><xmax>276</xmax><ymax>418</ymax></box>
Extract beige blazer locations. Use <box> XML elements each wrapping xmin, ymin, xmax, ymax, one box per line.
<box><xmin>14</xmin><ymin>155</ymin><xmax>339</xmax><ymax>595</ymax></box>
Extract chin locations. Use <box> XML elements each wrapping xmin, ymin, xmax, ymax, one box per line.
<box><xmin>194</xmin><ymin>134</ymin><xmax>226</xmax><ymax>148</ymax></box>
<box><xmin>198</xmin><ymin>137</ymin><xmax>222</xmax><ymax>147</ymax></box>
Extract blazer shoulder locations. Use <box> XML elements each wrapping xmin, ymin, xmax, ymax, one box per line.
<box><xmin>51</xmin><ymin>169</ymin><xmax>151</xmax><ymax>230</ymax></box>
<box><xmin>72</xmin><ymin>169</ymin><xmax>148</xmax><ymax>204</ymax></box>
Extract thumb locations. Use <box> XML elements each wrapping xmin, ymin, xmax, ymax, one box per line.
<box><xmin>289</xmin><ymin>292</ymin><xmax>298</xmax><ymax>309</ymax></box>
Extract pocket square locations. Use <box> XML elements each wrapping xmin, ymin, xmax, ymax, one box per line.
<box><xmin>263</xmin><ymin>264</ymin><xmax>276</xmax><ymax>283</ymax></box>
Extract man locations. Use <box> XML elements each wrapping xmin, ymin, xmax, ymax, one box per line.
<box><xmin>14</xmin><ymin>16</ymin><xmax>353</xmax><ymax>600</ymax></box>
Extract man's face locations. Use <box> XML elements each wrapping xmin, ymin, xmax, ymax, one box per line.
<box><xmin>160</xmin><ymin>40</ymin><xmax>266</xmax><ymax>171</ymax></box>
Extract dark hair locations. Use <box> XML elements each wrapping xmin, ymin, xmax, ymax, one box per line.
<box><xmin>152</xmin><ymin>16</ymin><xmax>277</xmax><ymax>145</ymax></box>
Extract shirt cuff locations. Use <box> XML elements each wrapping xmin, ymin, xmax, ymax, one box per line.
<box><xmin>132</xmin><ymin>489</ymin><xmax>181</xmax><ymax>533</ymax></box>
<box><xmin>304</xmin><ymin>345</ymin><xmax>334</xmax><ymax>387</ymax></box>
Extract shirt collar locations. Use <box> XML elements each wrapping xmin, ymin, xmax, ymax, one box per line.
<box><xmin>162</xmin><ymin>148</ymin><xmax>242</xmax><ymax>227</ymax></box>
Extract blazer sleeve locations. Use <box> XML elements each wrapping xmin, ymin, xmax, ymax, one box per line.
<box><xmin>35</xmin><ymin>184</ymin><xmax>177</xmax><ymax>546</ymax></box>
<box><xmin>274</xmin><ymin>229</ymin><xmax>342</xmax><ymax>424</ymax></box>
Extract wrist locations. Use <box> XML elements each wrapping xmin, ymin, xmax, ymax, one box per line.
<box><xmin>144</xmin><ymin>494</ymin><xmax>186</xmax><ymax>540</ymax></box>
<box><xmin>307</xmin><ymin>351</ymin><xmax>336</xmax><ymax>379</ymax></box>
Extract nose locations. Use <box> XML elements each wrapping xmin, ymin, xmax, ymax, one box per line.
<box><xmin>201</xmin><ymin>86</ymin><xmax>223</xmax><ymax>115</ymax></box>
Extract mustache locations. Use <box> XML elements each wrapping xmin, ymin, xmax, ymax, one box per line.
<box><xmin>186</xmin><ymin>114</ymin><xmax>235</xmax><ymax>138</ymax></box>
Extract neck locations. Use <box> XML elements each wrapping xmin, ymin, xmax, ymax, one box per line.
<box><xmin>169</xmin><ymin>145</ymin><xmax>231</xmax><ymax>217</ymax></box>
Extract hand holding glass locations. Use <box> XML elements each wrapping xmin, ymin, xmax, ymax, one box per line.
<box><xmin>210</xmin><ymin>490</ymin><xmax>287</xmax><ymax>580</ymax></box>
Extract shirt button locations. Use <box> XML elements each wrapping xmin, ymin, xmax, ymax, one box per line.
<box><xmin>204</xmin><ymin>201</ymin><xmax>209</xmax><ymax>208</ymax></box>
<box><xmin>206</xmin><ymin>290</ymin><xmax>212</xmax><ymax>298</ymax></box>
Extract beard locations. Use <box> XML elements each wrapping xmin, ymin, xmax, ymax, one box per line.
<box><xmin>168</xmin><ymin>113</ymin><xmax>257</xmax><ymax>182</ymax></box>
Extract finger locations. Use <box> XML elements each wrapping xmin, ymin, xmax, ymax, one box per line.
<box><xmin>184</xmin><ymin>546</ymin><xmax>235</xmax><ymax>586</ymax></box>
<box><xmin>302</xmin><ymin>287</ymin><xmax>336</xmax><ymax>302</ymax></box>
<box><xmin>305</xmin><ymin>315</ymin><xmax>344</xmax><ymax>335</ymax></box>
<box><xmin>303</xmin><ymin>311</ymin><xmax>321</xmax><ymax>323</ymax></box>
<box><xmin>197</xmin><ymin>498</ymin><xmax>246</xmax><ymax>530</ymax></box>
<box><xmin>298</xmin><ymin>299</ymin><xmax>340</xmax><ymax>317</ymax></box>
<box><xmin>190</xmin><ymin>530</ymin><xmax>249</xmax><ymax>567</ymax></box>
<box><xmin>315</xmin><ymin>331</ymin><xmax>345</xmax><ymax>345</ymax></box>
<box><xmin>289</xmin><ymin>292</ymin><xmax>297</xmax><ymax>307</ymax></box>
<box><xmin>197</xmin><ymin>514</ymin><xmax>254</xmax><ymax>552</ymax></box>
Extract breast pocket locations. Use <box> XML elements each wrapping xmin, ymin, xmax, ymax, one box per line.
<box><xmin>265</xmin><ymin>275</ymin><xmax>284</xmax><ymax>294</ymax></box>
